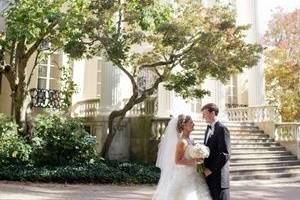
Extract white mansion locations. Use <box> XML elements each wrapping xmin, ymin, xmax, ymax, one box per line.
<box><xmin>1</xmin><ymin>0</ymin><xmax>299</xmax><ymax>165</ymax></box>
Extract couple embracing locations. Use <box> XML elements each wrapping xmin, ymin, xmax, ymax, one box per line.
<box><xmin>153</xmin><ymin>103</ymin><xmax>231</xmax><ymax>200</ymax></box>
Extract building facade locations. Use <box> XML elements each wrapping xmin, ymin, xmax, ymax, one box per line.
<box><xmin>72</xmin><ymin>0</ymin><xmax>265</xmax><ymax>120</ymax></box>
<box><xmin>0</xmin><ymin>0</ymin><xmax>265</xmax><ymax>119</ymax></box>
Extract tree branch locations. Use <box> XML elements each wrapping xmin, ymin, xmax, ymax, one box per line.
<box><xmin>24</xmin><ymin>20</ymin><xmax>59</xmax><ymax>61</ymax></box>
<box><xmin>26</xmin><ymin>50</ymin><xmax>41</xmax><ymax>87</ymax></box>
<box><xmin>9</xmin><ymin>40</ymin><xmax>16</xmax><ymax>67</ymax></box>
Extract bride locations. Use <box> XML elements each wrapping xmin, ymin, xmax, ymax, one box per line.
<box><xmin>153</xmin><ymin>114</ymin><xmax>212</xmax><ymax>200</ymax></box>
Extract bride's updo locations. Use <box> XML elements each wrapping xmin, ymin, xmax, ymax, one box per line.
<box><xmin>176</xmin><ymin>114</ymin><xmax>192</xmax><ymax>133</ymax></box>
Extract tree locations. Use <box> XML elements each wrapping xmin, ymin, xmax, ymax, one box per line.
<box><xmin>72</xmin><ymin>0</ymin><xmax>262</xmax><ymax>157</ymax></box>
<box><xmin>264</xmin><ymin>8</ymin><xmax>300</xmax><ymax>121</ymax></box>
<box><xmin>0</xmin><ymin>0</ymin><xmax>90</xmax><ymax>130</ymax></box>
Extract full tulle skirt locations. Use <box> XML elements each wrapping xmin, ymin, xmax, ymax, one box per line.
<box><xmin>153</xmin><ymin>166</ymin><xmax>212</xmax><ymax>200</ymax></box>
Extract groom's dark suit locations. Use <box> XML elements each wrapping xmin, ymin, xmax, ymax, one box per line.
<box><xmin>204</xmin><ymin>121</ymin><xmax>231</xmax><ymax>200</ymax></box>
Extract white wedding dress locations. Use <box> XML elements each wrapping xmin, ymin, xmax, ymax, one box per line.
<box><xmin>153</xmin><ymin>117</ymin><xmax>212</xmax><ymax>200</ymax></box>
<box><xmin>153</xmin><ymin>142</ymin><xmax>212</xmax><ymax>200</ymax></box>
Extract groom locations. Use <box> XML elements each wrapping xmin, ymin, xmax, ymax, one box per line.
<box><xmin>201</xmin><ymin>103</ymin><xmax>231</xmax><ymax>200</ymax></box>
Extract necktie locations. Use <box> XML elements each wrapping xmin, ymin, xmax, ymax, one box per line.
<box><xmin>206</xmin><ymin>125</ymin><xmax>212</xmax><ymax>144</ymax></box>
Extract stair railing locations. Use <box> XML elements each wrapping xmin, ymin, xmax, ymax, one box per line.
<box><xmin>226</xmin><ymin>105</ymin><xmax>280</xmax><ymax>122</ymax></box>
<box><xmin>274</xmin><ymin>122</ymin><xmax>300</xmax><ymax>159</ymax></box>
<box><xmin>275</xmin><ymin>123</ymin><xmax>300</xmax><ymax>142</ymax></box>
<box><xmin>150</xmin><ymin>117</ymin><xmax>170</xmax><ymax>140</ymax></box>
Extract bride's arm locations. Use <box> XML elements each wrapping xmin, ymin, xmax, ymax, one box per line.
<box><xmin>175</xmin><ymin>139</ymin><xmax>198</xmax><ymax>166</ymax></box>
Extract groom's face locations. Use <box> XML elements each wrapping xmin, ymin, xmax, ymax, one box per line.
<box><xmin>202</xmin><ymin>109</ymin><xmax>215</xmax><ymax>124</ymax></box>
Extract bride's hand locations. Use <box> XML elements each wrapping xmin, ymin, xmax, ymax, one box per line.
<box><xmin>194</xmin><ymin>158</ymin><xmax>204</xmax><ymax>164</ymax></box>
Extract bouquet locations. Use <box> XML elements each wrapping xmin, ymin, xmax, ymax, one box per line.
<box><xmin>188</xmin><ymin>143</ymin><xmax>210</xmax><ymax>174</ymax></box>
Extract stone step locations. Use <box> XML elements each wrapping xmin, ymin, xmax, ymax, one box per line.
<box><xmin>193</xmin><ymin>121</ymin><xmax>255</xmax><ymax>127</ymax></box>
<box><xmin>191</xmin><ymin>134</ymin><xmax>274</xmax><ymax>141</ymax></box>
<box><xmin>231</xmin><ymin>142</ymin><xmax>280</xmax><ymax>148</ymax></box>
<box><xmin>231</xmin><ymin>155</ymin><xmax>297</xmax><ymax>163</ymax></box>
<box><xmin>192</xmin><ymin>137</ymin><xmax>275</xmax><ymax>143</ymax></box>
<box><xmin>230</xmin><ymin>165</ymin><xmax>300</xmax><ymax>176</ymax></box>
<box><xmin>193</xmin><ymin>127</ymin><xmax>261</xmax><ymax>132</ymax></box>
<box><xmin>230</xmin><ymin>171</ymin><xmax>300</xmax><ymax>181</ymax></box>
<box><xmin>232</xmin><ymin>146</ymin><xmax>286</xmax><ymax>151</ymax></box>
<box><xmin>231</xmin><ymin>150</ymin><xmax>290</xmax><ymax>156</ymax></box>
<box><xmin>191</xmin><ymin>140</ymin><xmax>280</xmax><ymax>148</ymax></box>
<box><xmin>193</xmin><ymin>130</ymin><xmax>264</xmax><ymax>135</ymax></box>
<box><xmin>230</xmin><ymin>160</ymin><xmax>300</xmax><ymax>168</ymax></box>
<box><xmin>231</xmin><ymin>176</ymin><xmax>300</xmax><ymax>184</ymax></box>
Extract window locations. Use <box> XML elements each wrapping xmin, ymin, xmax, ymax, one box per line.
<box><xmin>225</xmin><ymin>75</ymin><xmax>238</xmax><ymax>105</ymax></box>
<box><xmin>37</xmin><ymin>53</ymin><xmax>60</xmax><ymax>90</ymax></box>
<box><xmin>191</xmin><ymin>99</ymin><xmax>202</xmax><ymax>113</ymax></box>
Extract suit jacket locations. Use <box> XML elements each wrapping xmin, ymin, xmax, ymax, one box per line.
<box><xmin>204</xmin><ymin>121</ymin><xmax>231</xmax><ymax>189</ymax></box>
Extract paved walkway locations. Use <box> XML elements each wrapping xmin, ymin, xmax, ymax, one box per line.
<box><xmin>0</xmin><ymin>181</ymin><xmax>300</xmax><ymax>200</ymax></box>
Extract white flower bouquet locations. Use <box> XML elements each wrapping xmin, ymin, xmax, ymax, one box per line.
<box><xmin>188</xmin><ymin>143</ymin><xmax>210</xmax><ymax>174</ymax></box>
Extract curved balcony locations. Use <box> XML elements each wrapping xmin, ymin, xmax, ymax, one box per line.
<box><xmin>29</xmin><ymin>88</ymin><xmax>62</xmax><ymax>108</ymax></box>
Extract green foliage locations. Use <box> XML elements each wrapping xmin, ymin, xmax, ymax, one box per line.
<box><xmin>264</xmin><ymin>9</ymin><xmax>300</xmax><ymax>121</ymax></box>
<box><xmin>71</xmin><ymin>0</ymin><xmax>262</xmax><ymax>100</ymax></box>
<box><xmin>0</xmin><ymin>0</ymin><xmax>92</xmax><ymax>127</ymax></box>
<box><xmin>31</xmin><ymin>111</ymin><xmax>97</xmax><ymax>166</ymax></box>
<box><xmin>2</xmin><ymin>0</ymin><xmax>91</xmax><ymax>50</ymax></box>
<box><xmin>0</xmin><ymin>114</ymin><xmax>31</xmax><ymax>165</ymax></box>
<box><xmin>59</xmin><ymin>62</ymin><xmax>78</xmax><ymax>109</ymax></box>
<box><xmin>0</xmin><ymin>160</ymin><xmax>161</xmax><ymax>184</ymax></box>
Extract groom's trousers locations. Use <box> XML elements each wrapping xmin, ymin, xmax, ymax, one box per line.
<box><xmin>219</xmin><ymin>188</ymin><xmax>230</xmax><ymax>200</ymax></box>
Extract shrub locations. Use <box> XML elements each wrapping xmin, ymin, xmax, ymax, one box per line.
<box><xmin>31</xmin><ymin>111</ymin><xmax>97</xmax><ymax>166</ymax></box>
<box><xmin>0</xmin><ymin>113</ymin><xmax>31</xmax><ymax>165</ymax></box>
<box><xmin>0</xmin><ymin>160</ymin><xmax>161</xmax><ymax>184</ymax></box>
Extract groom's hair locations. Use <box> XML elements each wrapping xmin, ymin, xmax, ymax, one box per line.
<box><xmin>201</xmin><ymin>103</ymin><xmax>219</xmax><ymax>116</ymax></box>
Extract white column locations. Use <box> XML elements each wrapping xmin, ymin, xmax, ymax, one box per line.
<box><xmin>201</xmin><ymin>79</ymin><xmax>227</xmax><ymax>120</ymax></box>
<box><xmin>72</xmin><ymin>59</ymin><xmax>86</xmax><ymax>104</ymax></box>
<box><xmin>157</xmin><ymin>83</ymin><xmax>172</xmax><ymax>117</ymax></box>
<box><xmin>236</xmin><ymin>0</ymin><xmax>265</xmax><ymax>106</ymax></box>
<box><xmin>99</xmin><ymin>61</ymin><xmax>122</xmax><ymax>114</ymax></box>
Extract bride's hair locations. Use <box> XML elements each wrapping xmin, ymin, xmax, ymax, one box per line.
<box><xmin>177</xmin><ymin>114</ymin><xmax>192</xmax><ymax>133</ymax></box>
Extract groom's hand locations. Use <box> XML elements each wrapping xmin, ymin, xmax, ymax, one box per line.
<box><xmin>203</xmin><ymin>168</ymin><xmax>212</xmax><ymax>177</ymax></box>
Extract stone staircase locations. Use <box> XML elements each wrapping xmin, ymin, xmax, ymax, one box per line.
<box><xmin>192</xmin><ymin>121</ymin><xmax>300</xmax><ymax>181</ymax></box>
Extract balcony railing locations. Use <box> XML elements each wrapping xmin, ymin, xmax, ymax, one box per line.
<box><xmin>29</xmin><ymin>88</ymin><xmax>62</xmax><ymax>108</ymax></box>
<box><xmin>71</xmin><ymin>97</ymin><xmax>157</xmax><ymax>118</ymax></box>
<box><xmin>71</xmin><ymin>98</ymin><xmax>100</xmax><ymax>118</ymax></box>
<box><xmin>125</xmin><ymin>96</ymin><xmax>157</xmax><ymax>116</ymax></box>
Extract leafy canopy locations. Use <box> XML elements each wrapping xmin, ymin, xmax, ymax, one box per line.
<box><xmin>264</xmin><ymin>8</ymin><xmax>300</xmax><ymax>121</ymax></box>
<box><xmin>67</xmin><ymin>0</ymin><xmax>262</xmax><ymax>99</ymax></box>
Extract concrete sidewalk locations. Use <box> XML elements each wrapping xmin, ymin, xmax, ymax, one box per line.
<box><xmin>0</xmin><ymin>181</ymin><xmax>300</xmax><ymax>200</ymax></box>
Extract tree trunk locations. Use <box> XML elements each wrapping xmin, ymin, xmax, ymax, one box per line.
<box><xmin>12</xmin><ymin>60</ymin><xmax>27</xmax><ymax>135</ymax></box>
<box><xmin>101</xmin><ymin>110</ymin><xmax>120</xmax><ymax>158</ymax></box>
<box><xmin>101</xmin><ymin>95</ymin><xmax>142</xmax><ymax>158</ymax></box>
<box><xmin>100</xmin><ymin>75</ymin><xmax>164</xmax><ymax>159</ymax></box>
